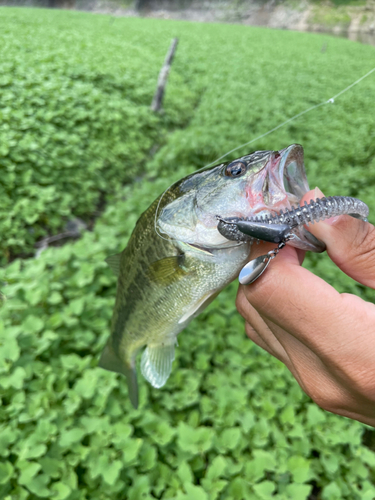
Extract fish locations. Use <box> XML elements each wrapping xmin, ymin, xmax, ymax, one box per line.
<box><xmin>99</xmin><ymin>144</ymin><xmax>324</xmax><ymax>408</ymax></box>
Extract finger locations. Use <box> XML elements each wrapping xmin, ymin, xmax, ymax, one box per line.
<box><xmin>260</xmin><ymin>315</ymin><xmax>375</xmax><ymax>426</ymax></box>
<box><xmin>259</xmin><ymin>313</ymin><xmax>333</xmax><ymax>395</ymax></box>
<box><xmin>241</xmin><ymin>240</ymin><xmax>375</xmax><ymax>357</ymax></box>
<box><xmin>243</xmin><ymin>252</ymin><xmax>375</xmax><ymax>410</ymax></box>
<box><xmin>244</xmin><ymin>322</ymin><xmax>279</xmax><ymax>358</ymax></box>
<box><xmin>236</xmin><ymin>288</ymin><xmax>289</xmax><ymax>363</ymax></box>
<box><xmin>240</xmin><ymin>189</ymin><xmax>375</xmax><ymax>375</ymax></box>
<box><xmin>239</xmin><ymin>192</ymin><xmax>341</xmax><ymax>353</ymax></box>
<box><xmin>304</xmin><ymin>187</ymin><xmax>375</xmax><ymax>288</ymax></box>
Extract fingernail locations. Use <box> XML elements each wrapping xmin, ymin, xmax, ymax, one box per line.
<box><xmin>314</xmin><ymin>187</ymin><xmax>340</xmax><ymax>225</ymax></box>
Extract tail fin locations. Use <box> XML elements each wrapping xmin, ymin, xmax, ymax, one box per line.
<box><xmin>98</xmin><ymin>342</ymin><xmax>139</xmax><ymax>409</ymax></box>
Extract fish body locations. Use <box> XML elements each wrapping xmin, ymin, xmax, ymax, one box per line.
<box><xmin>100</xmin><ymin>144</ymin><xmax>322</xmax><ymax>407</ymax></box>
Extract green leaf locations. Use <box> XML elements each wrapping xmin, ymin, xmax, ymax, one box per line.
<box><xmin>0</xmin><ymin>367</ymin><xmax>26</xmax><ymax>390</ymax></box>
<box><xmin>0</xmin><ymin>427</ymin><xmax>19</xmax><ymax>457</ymax></box>
<box><xmin>227</xmin><ymin>477</ymin><xmax>250</xmax><ymax>498</ymax></box>
<box><xmin>50</xmin><ymin>482</ymin><xmax>71</xmax><ymax>500</ymax></box>
<box><xmin>58</xmin><ymin>428</ymin><xmax>86</xmax><ymax>448</ymax></box>
<box><xmin>253</xmin><ymin>480</ymin><xmax>276</xmax><ymax>499</ymax></box>
<box><xmin>244</xmin><ymin>449</ymin><xmax>277</xmax><ymax>484</ymax></box>
<box><xmin>360</xmin><ymin>481</ymin><xmax>375</xmax><ymax>500</ymax></box>
<box><xmin>284</xmin><ymin>483</ymin><xmax>312</xmax><ymax>500</ymax></box>
<box><xmin>215</xmin><ymin>427</ymin><xmax>242</xmax><ymax>452</ymax></box>
<box><xmin>128</xmin><ymin>475</ymin><xmax>150</xmax><ymax>500</ymax></box>
<box><xmin>350</xmin><ymin>458</ymin><xmax>369</xmax><ymax>480</ymax></box>
<box><xmin>360</xmin><ymin>448</ymin><xmax>375</xmax><ymax>467</ymax></box>
<box><xmin>252</xmin><ymin>450</ymin><xmax>276</xmax><ymax>472</ymax></box>
<box><xmin>122</xmin><ymin>438</ymin><xmax>143</xmax><ymax>465</ymax></box>
<box><xmin>306</xmin><ymin>404</ymin><xmax>326</xmax><ymax>426</ymax></box>
<box><xmin>321</xmin><ymin>453</ymin><xmax>340</xmax><ymax>475</ymax></box>
<box><xmin>287</xmin><ymin>456</ymin><xmax>313</xmax><ymax>483</ymax></box>
<box><xmin>0</xmin><ymin>336</ymin><xmax>20</xmax><ymax>363</ymax></box>
<box><xmin>177</xmin><ymin>461</ymin><xmax>194</xmax><ymax>486</ymax></box>
<box><xmin>0</xmin><ymin>462</ymin><xmax>14</xmax><ymax>485</ymax></box>
<box><xmin>142</xmin><ymin>417</ymin><xmax>176</xmax><ymax>447</ymax></box>
<box><xmin>21</xmin><ymin>315</ymin><xmax>44</xmax><ymax>334</ymax></box>
<box><xmin>322</xmin><ymin>481</ymin><xmax>342</xmax><ymax>500</ymax></box>
<box><xmin>240</xmin><ymin>411</ymin><xmax>256</xmax><ymax>433</ymax></box>
<box><xmin>67</xmin><ymin>297</ymin><xmax>85</xmax><ymax>316</ymax></box>
<box><xmin>178</xmin><ymin>483</ymin><xmax>208</xmax><ymax>500</ymax></box>
<box><xmin>102</xmin><ymin>459</ymin><xmax>123</xmax><ymax>486</ymax></box>
<box><xmin>24</xmin><ymin>473</ymin><xmax>50</xmax><ymax>497</ymax></box>
<box><xmin>18</xmin><ymin>462</ymin><xmax>42</xmax><ymax>486</ymax></box>
<box><xmin>206</xmin><ymin>456</ymin><xmax>227</xmax><ymax>480</ymax></box>
<box><xmin>177</xmin><ymin>423</ymin><xmax>214</xmax><ymax>456</ymax></box>
<box><xmin>47</xmin><ymin>291</ymin><xmax>62</xmax><ymax>305</ymax></box>
<box><xmin>73</xmin><ymin>370</ymin><xmax>100</xmax><ymax>399</ymax></box>
<box><xmin>280</xmin><ymin>405</ymin><xmax>295</xmax><ymax>426</ymax></box>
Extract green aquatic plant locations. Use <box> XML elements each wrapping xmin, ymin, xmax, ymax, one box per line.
<box><xmin>1</xmin><ymin>6</ymin><xmax>375</xmax><ymax>500</ymax></box>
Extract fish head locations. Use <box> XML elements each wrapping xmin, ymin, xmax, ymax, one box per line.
<box><xmin>157</xmin><ymin>144</ymin><xmax>324</xmax><ymax>252</ymax></box>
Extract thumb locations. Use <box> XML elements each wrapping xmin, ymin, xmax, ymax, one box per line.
<box><xmin>304</xmin><ymin>187</ymin><xmax>375</xmax><ymax>288</ymax></box>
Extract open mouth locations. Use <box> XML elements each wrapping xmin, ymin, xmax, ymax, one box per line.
<box><xmin>217</xmin><ymin>144</ymin><xmax>326</xmax><ymax>252</ymax></box>
<box><xmin>242</xmin><ymin>144</ymin><xmax>310</xmax><ymax>219</ymax></box>
<box><xmin>278</xmin><ymin>144</ymin><xmax>310</xmax><ymax>204</ymax></box>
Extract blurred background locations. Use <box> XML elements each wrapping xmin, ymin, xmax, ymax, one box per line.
<box><xmin>0</xmin><ymin>1</ymin><xmax>375</xmax><ymax>500</ymax></box>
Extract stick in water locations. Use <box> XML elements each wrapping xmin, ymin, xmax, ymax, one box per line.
<box><xmin>151</xmin><ymin>38</ymin><xmax>179</xmax><ymax>113</ymax></box>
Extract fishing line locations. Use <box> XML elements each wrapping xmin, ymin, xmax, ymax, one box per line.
<box><xmin>153</xmin><ymin>65</ymin><xmax>375</xmax><ymax>239</ymax></box>
<box><xmin>204</xmin><ymin>65</ymin><xmax>375</xmax><ymax>169</ymax></box>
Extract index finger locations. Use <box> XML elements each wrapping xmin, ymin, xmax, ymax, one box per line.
<box><xmin>241</xmin><ymin>243</ymin><xmax>375</xmax><ymax>358</ymax></box>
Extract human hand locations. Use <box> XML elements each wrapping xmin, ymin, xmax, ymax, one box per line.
<box><xmin>236</xmin><ymin>188</ymin><xmax>375</xmax><ymax>426</ymax></box>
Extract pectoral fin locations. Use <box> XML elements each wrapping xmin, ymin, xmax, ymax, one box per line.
<box><xmin>98</xmin><ymin>342</ymin><xmax>138</xmax><ymax>409</ymax></box>
<box><xmin>147</xmin><ymin>255</ymin><xmax>187</xmax><ymax>285</ymax></box>
<box><xmin>140</xmin><ymin>343</ymin><xmax>176</xmax><ymax>388</ymax></box>
<box><xmin>105</xmin><ymin>253</ymin><xmax>121</xmax><ymax>277</ymax></box>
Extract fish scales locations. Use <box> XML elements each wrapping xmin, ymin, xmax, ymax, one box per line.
<box><xmin>100</xmin><ymin>144</ymin><xmax>329</xmax><ymax>408</ymax></box>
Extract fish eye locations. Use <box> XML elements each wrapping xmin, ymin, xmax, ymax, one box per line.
<box><xmin>225</xmin><ymin>161</ymin><xmax>247</xmax><ymax>178</ymax></box>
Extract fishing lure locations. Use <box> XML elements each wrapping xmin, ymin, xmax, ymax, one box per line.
<box><xmin>217</xmin><ymin>196</ymin><xmax>369</xmax><ymax>285</ymax></box>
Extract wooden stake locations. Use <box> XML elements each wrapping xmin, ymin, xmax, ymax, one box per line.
<box><xmin>151</xmin><ymin>38</ymin><xmax>179</xmax><ymax>113</ymax></box>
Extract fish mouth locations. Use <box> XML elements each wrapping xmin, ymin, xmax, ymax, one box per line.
<box><xmin>217</xmin><ymin>144</ymin><xmax>326</xmax><ymax>252</ymax></box>
<box><xmin>270</xmin><ymin>145</ymin><xmax>325</xmax><ymax>252</ymax></box>
<box><xmin>278</xmin><ymin>144</ymin><xmax>310</xmax><ymax>203</ymax></box>
<box><xmin>255</xmin><ymin>144</ymin><xmax>325</xmax><ymax>252</ymax></box>
<box><xmin>241</xmin><ymin>144</ymin><xmax>309</xmax><ymax>218</ymax></box>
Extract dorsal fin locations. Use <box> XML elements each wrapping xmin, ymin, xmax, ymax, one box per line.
<box><xmin>105</xmin><ymin>253</ymin><xmax>121</xmax><ymax>277</ymax></box>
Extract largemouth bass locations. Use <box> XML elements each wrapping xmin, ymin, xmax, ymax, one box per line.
<box><xmin>99</xmin><ymin>144</ymin><xmax>324</xmax><ymax>408</ymax></box>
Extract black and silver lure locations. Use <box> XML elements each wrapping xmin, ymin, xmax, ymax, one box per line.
<box><xmin>217</xmin><ymin>196</ymin><xmax>369</xmax><ymax>285</ymax></box>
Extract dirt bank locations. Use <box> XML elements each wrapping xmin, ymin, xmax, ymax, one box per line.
<box><xmin>2</xmin><ymin>0</ymin><xmax>375</xmax><ymax>43</ymax></box>
<box><xmin>87</xmin><ymin>0</ymin><xmax>375</xmax><ymax>43</ymax></box>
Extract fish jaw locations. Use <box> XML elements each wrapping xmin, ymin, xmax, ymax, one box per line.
<box><xmin>217</xmin><ymin>144</ymin><xmax>324</xmax><ymax>252</ymax></box>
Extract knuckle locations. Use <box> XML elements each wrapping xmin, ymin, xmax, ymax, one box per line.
<box><xmin>300</xmin><ymin>376</ymin><xmax>345</xmax><ymax>412</ymax></box>
<box><xmin>342</xmin><ymin>366</ymin><xmax>375</xmax><ymax>401</ymax></box>
<box><xmin>306</xmin><ymin>385</ymin><xmax>343</xmax><ymax>413</ymax></box>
